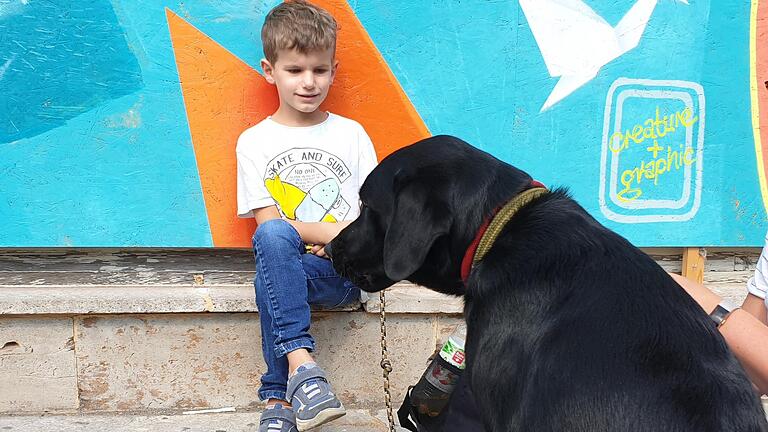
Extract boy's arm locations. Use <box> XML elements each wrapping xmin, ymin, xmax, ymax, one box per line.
<box><xmin>287</xmin><ymin>220</ymin><xmax>353</xmax><ymax>246</ymax></box>
<box><xmin>253</xmin><ymin>206</ymin><xmax>282</xmax><ymax>225</ymax></box>
<box><xmin>253</xmin><ymin>206</ymin><xmax>350</xmax><ymax>247</ymax></box>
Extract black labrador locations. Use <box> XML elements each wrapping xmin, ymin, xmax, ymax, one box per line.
<box><xmin>326</xmin><ymin>135</ymin><xmax>767</xmax><ymax>432</ymax></box>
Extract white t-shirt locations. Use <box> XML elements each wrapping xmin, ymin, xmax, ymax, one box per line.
<box><xmin>747</xmin><ymin>232</ymin><xmax>768</xmax><ymax>301</ymax></box>
<box><xmin>236</xmin><ymin>113</ymin><xmax>377</xmax><ymax>221</ymax></box>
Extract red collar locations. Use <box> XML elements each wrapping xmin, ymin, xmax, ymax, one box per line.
<box><xmin>460</xmin><ymin>180</ymin><xmax>546</xmax><ymax>282</ymax></box>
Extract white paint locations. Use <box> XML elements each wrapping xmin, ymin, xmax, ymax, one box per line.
<box><xmin>609</xmin><ymin>90</ymin><xmax>694</xmax><ymax>210</ymax></box>
<box><xmin>182</xmin><ymin>407</ymin><xmax>236</xmax><ymax>415</ymax></box>
<box><xmin>0</xmin><ymin>55</ymin><xmax>15</xmax><ymax>81</ymax></box>
<box><xmin>0</xmin><ymin>0</ymin><xmax>27</xmax><ymax>19</ymax></box>
<box><xmin>598</xmin><ymin>77</ymin><xmax>705</xmax><ymax>223</ymax></box>
<box><xmin>519</xmin><ymin>0</ymin><xmax>689</xmax><ymax>112</ymax></box>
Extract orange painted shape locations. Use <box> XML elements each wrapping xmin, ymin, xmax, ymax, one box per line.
<box><xmin>313</xmin><ymin>0</ymin><xmax>432</xmax><ymax>161</ymax></box>
<box><xmin>167</xmin><ymin>4</ymin><xmax>430</xmax><ymax>247</ymax></box>
<box><xmin>166</xmin><ymin>8</ymin><xmax>273</xmax><ymax>247</ymax></box>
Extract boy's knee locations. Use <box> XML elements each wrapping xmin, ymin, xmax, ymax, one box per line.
<box><xmin>252</xmin><ymin>219</ymin><xmax>300</xmax><ymax>248</ymax></box>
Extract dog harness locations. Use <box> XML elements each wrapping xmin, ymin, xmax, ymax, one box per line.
<box><xmin>460</xmin><ymin>181</ymin><xmax>549</xmax><ymax>282</ymax></box>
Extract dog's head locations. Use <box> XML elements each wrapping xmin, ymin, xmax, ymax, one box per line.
<box><xmin>326</xmin><ymin>135</ymin><xmax>533</xmax><ymax>295</ymax></box>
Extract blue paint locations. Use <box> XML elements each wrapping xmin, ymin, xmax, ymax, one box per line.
<box><xmin>160</xmin><ymin>1</ymin><xmax>279</xmax><ymax>72</ymax></box>
<box><xmin>0</xmin><ymin>1</ymin><xmax>212</xmax><ymax>247</ymax></box>
<box><xmin>0</xmin><ymin>0</ymin><xmax>143</xmax><ymax>143</ymax></box>
<box><xmin>587</xmin><ymin>1</ymin><xmax>646</xmax><ymax>27</ymax></box>
<box><xmin>1</xmin><ymin>0</ymin><xmax>765</xmax><ymax>246</ymax></box>
<box><xmin>354</xmin><ymin>0</ymin><xmax>766</xmax><ymax>246</ymax></box>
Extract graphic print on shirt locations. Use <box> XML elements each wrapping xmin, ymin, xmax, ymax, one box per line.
<box><xmin>263</xmin><ymin>148</ymin><xmax>352</xmax><ymax>222</ymax></box>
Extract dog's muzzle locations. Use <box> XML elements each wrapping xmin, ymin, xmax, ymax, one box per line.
<box><xmin>322</xmin><ymin>241</ymin><xmax>334</xmax><ymax>263</ymax></box>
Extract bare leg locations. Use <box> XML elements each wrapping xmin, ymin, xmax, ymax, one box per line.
<box><xmin>287</xmin><ymin>348</ymin><xmax>315</xmax><ymax>376</ymax></box>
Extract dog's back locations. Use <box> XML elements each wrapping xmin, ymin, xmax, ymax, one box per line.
<box><xmin>466</xmin><ymin>191</ymin><xmax>767</xmax><ymax>431</ymax></box>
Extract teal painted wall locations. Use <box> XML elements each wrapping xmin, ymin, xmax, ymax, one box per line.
<box><xmin>1</xmin><ymin>0</ymin><xmax>765</xmax><ymax>246</ymax></box>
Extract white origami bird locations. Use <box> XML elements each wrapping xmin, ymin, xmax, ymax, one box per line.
<box><xmin>519</xmin><ymin>0</ymin><xmax>689</xmax><ymax>112</ymax></box>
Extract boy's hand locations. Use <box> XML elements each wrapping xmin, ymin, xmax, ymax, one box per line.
<box><xmin>307</xmin><ymin>222</ymin><xmax>352</xmax><ymax>258</ymax></box>
<box><xmin>309</xmin><ymin>244</ymin><xmax>327</xmax><ymax>258</ymax></box>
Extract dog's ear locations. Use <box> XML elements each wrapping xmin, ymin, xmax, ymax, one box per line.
<box><xmin>383</xmin><ymin>181</ymin><xmax>452</xmax><ymax>281</ymax></box>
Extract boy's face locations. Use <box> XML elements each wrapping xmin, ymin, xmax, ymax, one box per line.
<box><xmin>262</xmin><ymin>48</ymin><xmax>337</xmax><ymax>123</ymax></box>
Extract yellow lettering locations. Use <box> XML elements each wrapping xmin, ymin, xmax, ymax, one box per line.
<box><xmin>677</xmin><ymin>107</ymin><xmax>698</xmax><ymax>128</ymax></box>
<box><xmin>643</xmin><ymin>119</ymin><xmax>657</xmax><ymax>139</ymax></box>
<box><xmin>611</xmin><ymin>106</ymin><xmax>699</xmax><ymax>201</ymax></box>
<box><xmin>609</xmin><ymin>132</ymin><xmax>625</xmax><ymax>153</ymax></box>
<box><xmin>654</xmin><ymin>107</ymin><xmax>669</xmax><ymax>138</ymax></box>
<box><xmin>618</xmin><ymin>169</ymin><xmax>642</xmax><ymax>202</ymax></box>
<box><xmin>631</xmin><ymin>125</ymin><xmax>644</xmax><ymax>143</ymax></box>
<box><xmin>654</xmin><ymin>158</ymin><xmax>667</xmax><ymax>185</ymax></box>
<box><xmin>642</xmin><ymin>160</ymin><xmax>656</xmax><ymax>181</ymax></box>
<box><xmin>683</xmin><ymin>147</ymin><xmax>696</xmax><ymax>165</ymax></box>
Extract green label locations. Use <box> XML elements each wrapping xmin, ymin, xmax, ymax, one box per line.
<box><xmin>439</xmin><ymin>338</ymin><xmax>466</xmax><ymax>370</ymax></box>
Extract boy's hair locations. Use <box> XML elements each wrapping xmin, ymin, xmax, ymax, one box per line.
<box><xmin>261</xmin><ymin>0</ymin><xmax>338</xmax><ymax>64</ymax></box>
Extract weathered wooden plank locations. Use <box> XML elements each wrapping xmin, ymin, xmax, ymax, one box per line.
<box><xmin>0</xmin><ymin>285</ymin><xmax>361</xmax><ymax>315</ymax></box>
<box><xmin>0</xmin><ymin>249</ymin><xmax>754</xmax><ymax>278</ymax></box>
<box><xmin>645</xmin><ymin>249</ymin><xmax>760</xmax><ymax>274</ymax></box>
<box><xmin>0</xmin><ymin>249</ymin><xmax>255</xmax><ymax>272</ymax></box>
<box><xmin>705</xmin><ymin>270</ymin><xmax>753</xmax><ymax>284</ymax></box>
<box><xmin>682</xmin><ymin>247</ymin><xmax>706</xmax><ymax>283</ymax></box>
<box><xmin>705</xmin><ymin>270</ymin><xmax>754</xmax><ymax>307</ymax></box>
<box><xmin>0</xmin><ymin>248</ymin><xmax>760</xmax><ymax>316</ymax></box>
<box><xmin>706</xmin><ymin>251</ymin><xmax>759</xmax><ymax>272</ymax></box>
<box><xmin>0</xmin><ymin>271</ymin><xmax>254</xmax><ymax>286</ymax></box>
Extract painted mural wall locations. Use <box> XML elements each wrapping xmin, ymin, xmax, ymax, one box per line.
<box><xmin>1</xmin><ymin>0</ymin><xmax>766</xmax><ymax>247</ymax></box>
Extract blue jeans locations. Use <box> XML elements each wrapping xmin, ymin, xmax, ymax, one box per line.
<box><xmin>252</xmin><ymin>219</ymin><xmax>360</xmax><ymax>401</ymax></box>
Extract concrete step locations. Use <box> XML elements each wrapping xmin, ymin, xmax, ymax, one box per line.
<box><xmin>0</xmin><ymin>249</ymin><xmax>467</xmax><ymax>415</ymax></box>
<box><xmin>0</xmin><ymin>409</ymin><xmax>404</xmax><ymax>432</ymax></box>
<box><xmin>0</xmin><ymin>311</ymin><xmax>463</xmax><ymax>414</ymax></box>
<box><xmin>0</xmin><ymin>248</ymin><xmax>760</xmax><ymax>415</ymax></box>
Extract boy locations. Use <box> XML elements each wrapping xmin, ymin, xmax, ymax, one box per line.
<box><xmin>236</xmin><ymin>1</ymin><xmax>377</xmax><ymax>431</ymax></box>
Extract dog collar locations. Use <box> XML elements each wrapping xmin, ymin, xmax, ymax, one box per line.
<box><xmin>460</xmin><ymin>181</ymin><xmax>549</xmax><ymax>283</ymax></box>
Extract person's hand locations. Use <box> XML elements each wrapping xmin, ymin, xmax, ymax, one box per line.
<box><xmin>309</xmin><ymin>221</ymin><xmax>351</xmax><ymax>258</ymax></box>
<box><xmin>291</xmin><ymin>220</ymin><xmax>352</xmax><ymax>257</ymax></box>
<box><xmin>309</xmin><ymin>244</ymin><xmax>327</xmax><ymax>258</ymax></box>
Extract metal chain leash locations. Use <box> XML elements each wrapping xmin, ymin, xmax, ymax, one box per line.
<box><xmin>379</xmin><ymin>290</ymin><xmax>396</xmax><ymax>432</ymax></box>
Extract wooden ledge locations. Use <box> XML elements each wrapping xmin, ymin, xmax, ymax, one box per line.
<box><xmin>0</xmin><ymin>284</ymin><xmax>258</xmax><ymax>315</ymax></box>
<box><xmin>0</xmin><ymin>248</ymin><xmax>759</xmax><ymax>316</ymax></box>
<box><xmin>0</xmin><ymin>283</ymin><xmax>464</xmax><ymax>315</ymax></box>
<box><xmin>0</xmin><ymin>249</ymin><xmax>467</xmax><ymax>315</ymax></box>
<box><xmin>365</xmin><ymin>282</ymin><xmax>463</xmax><ymax>314</ymax></box>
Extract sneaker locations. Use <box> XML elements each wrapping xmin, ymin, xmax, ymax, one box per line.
<box><xmin>286</xmin><ymin>363</ymin><xmax>346</xmax><ymax>431</ymax></box>
<box><xmin>259</xmin><ymin>403</ymin><xmax>298</xmax><ymax>432</ymax></box>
